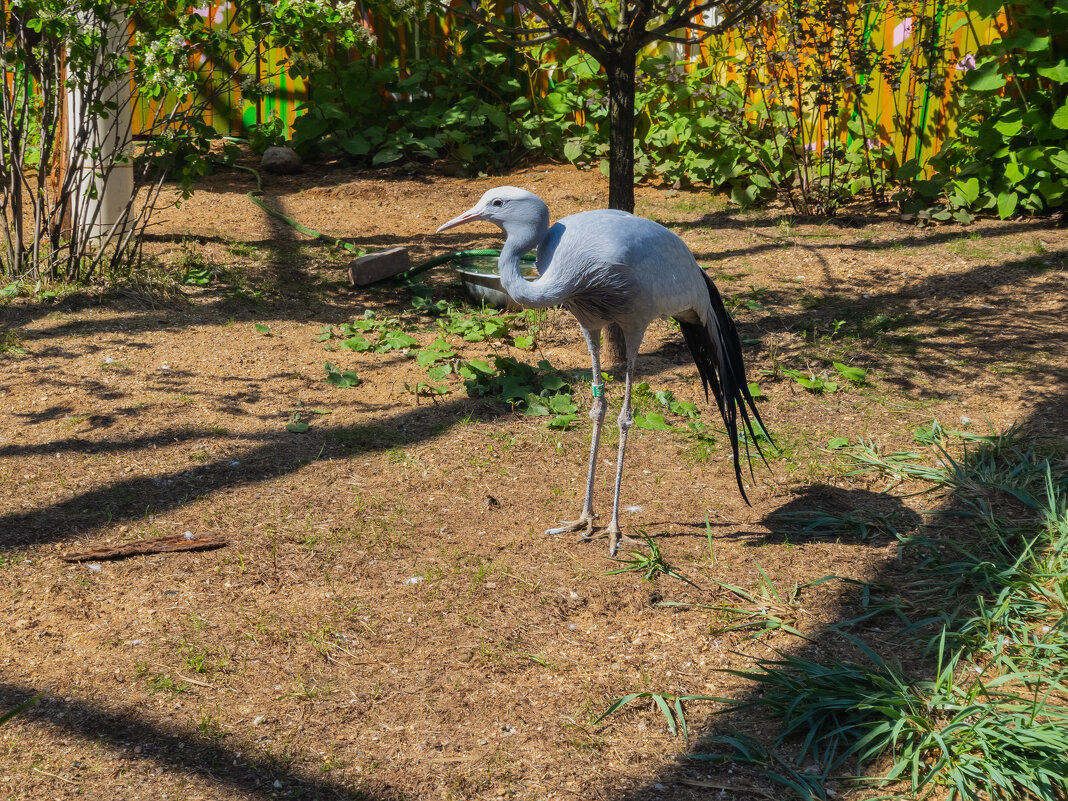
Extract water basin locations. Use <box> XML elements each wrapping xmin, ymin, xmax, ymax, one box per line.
<box><xmin>453</xmin><ymin>255</ymin><xmax>538</xmax><ymax>309</ymax></box>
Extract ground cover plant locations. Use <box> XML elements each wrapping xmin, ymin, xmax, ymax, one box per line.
<box><xmin>693</xmin><ymin>428</ymin><xmax>1068</xmax><ymax>799</ymax></box>
<box><xmin>0</xmin><ymin>162</ymin><xmax>1065</xmax><ymax>800</ymax></box>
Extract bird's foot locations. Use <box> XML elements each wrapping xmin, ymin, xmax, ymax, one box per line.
<box><xmin>608</xmin><ymin>527</ymin><xmax>643</xmax><ymax>557</ymax></box>
<box><xmin>546</xmin><ymin>515</ymin><xmax>596</xmax><ymax>540</ymax></box>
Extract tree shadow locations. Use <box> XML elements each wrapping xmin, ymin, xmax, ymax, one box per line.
<box><xmin>759</xmin><ymin>484</ymin><xmax>923</xmax><ymax>545</ymax></box>
<box><xmin>3</xmin><ymin>168</ymin><xmax>1066</xmax><ymax>799</ymax></box>
<box><xmin>0</xmin><ymin>394</ymin><xmax>507</xmax><ymax>548</ymax></box>
<box><xmin>0</xmin><ymin>684</ymin><xmax>380</xmax><ymax>800</ymax></box>
<box><xmin>609</xmin><ymin>401</ymin><xmax>1068</xmax><ymax>799</ymax></box>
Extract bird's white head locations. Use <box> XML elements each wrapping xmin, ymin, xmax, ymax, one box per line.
<box><xmin>436</xmin><ymin>186</ymin><xmax>549</xmax><ymax>236</ymax></box>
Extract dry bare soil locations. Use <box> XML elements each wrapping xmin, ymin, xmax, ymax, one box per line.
<box><xmin>2</xmin><ymin>161</ymin><xmax>1066</xmax><ymax>800</ymax></box>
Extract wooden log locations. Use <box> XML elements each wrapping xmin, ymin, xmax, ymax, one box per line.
<box><xmin>60</xmin><ymin>532</ymin><xmax>228</xmax><ymax>562</ymax></box>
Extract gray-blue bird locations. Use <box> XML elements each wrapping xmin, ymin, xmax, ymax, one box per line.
<box><xmin>438</xmin><ymin>186</ymin><xmax>767</xmax><ymax>555</ymax></box>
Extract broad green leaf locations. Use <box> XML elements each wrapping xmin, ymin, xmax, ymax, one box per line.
<box><xmin>1052</xmin><ymin>99</ymin><xmax>1068</xmax><ymax>130</ymax></box>
<box><xmin>833</xmin><ymin>362</ymin><xmax>868</xmax><ymax>384</ymax></box>
<box><xmin>1037</xmin><ymin>61</ymin><xmax>1068</xmax><ymax>82</ymax></box>
<box><xmin>340</xmin><ymin>335</ymin><xmax>374</xmax><ymax>352</ymax></box>
<box><xmin>545</xmin><ymin>414</ymin><xmax>579</xmax><ymax>430</ymax></box>
<box><xmin>896</xmin><ymin>158</ymin><xmax>923</xmax><ymax>181</ymax></box>
<box><xmin>499</xmin><ymin>376</ymin><xmax>533</xmax><ymax>400</ymax></box>
<box><xmin>827</xmin><ymin>437</ymin><xmax>850</xmax><ymax>450</ymax></box>
<box><xmin>548</xmin><ymin>393</ymin><xmax>577</xmax><ymax>414</ymax></box>
<box><xmin>967</xmin><ymin>0</ymin><xmax>1002</xmax><ymax>17</ymax></box>
<box><xmin>254</xmin><ymin>323</ymin><xmax>271</xmax><ymax>336</ymax></box>
<box><xmin>634</xmin><ymin>413</ymin><xmax>674</xmax><ymax>431</ymax></box>
<box><xmin>513</xmin><ymin>335</ymin><xmax>534</xmax><ymax>350</ymax></box>
<box><xmin>1006</xmin><ymin>32</ymin><xmax>1050</xmax><ymax>52</ymax></box>
<box><xmin>416</xmin><ymin>339</ymin><xmax>455</xmax><ymax>367</ymax></box>
<box><xmin>285</xmin><ymin>421</ymin><xmax>310</xmax><ymax>433</ymax></box>
<box><xmin>993</xmin><ymin>109</ymin><xmax>1023</xmax><ymax>137</ymax></box>
<box><xmin>323</xmin><ymin>362</ymin><xmax>361</xmax><ymax>388</ymax></box>
<box><xmin>371</xmin><ymin>147</ymin><xmax>402</xmax><ymax>165</ymax></box>
<box><xmin>965</xmin><ymin>59</ymin><xmax>1006</xmax><ymax>91</ymax></box>
<box><xmin>380</xmin><ymin>331</ymin><xmax>418</xmax><ymax>350</ymax></box>
<box><xmin>1038</xmin><ymin>176</ymin><xmax>1066</xmax><ymax>204</ymax></box>
<box><xmin>954</xmin><ymin>177</ymin><xmax>980</xmax><ymax>204</ymax></box>
<box><xmin>996</xmin><ymin>191</ymin><xmax>1019</xmax><ymax>218</ymax></box>
<box><xmin>540</xmin><ymin>373</ymin><xmax>568</xmax><ymax>392</ymax></box>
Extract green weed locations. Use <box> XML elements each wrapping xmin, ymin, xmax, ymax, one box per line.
<box><xmin>595</xmin><ymin>690</ymin><xmax>714</xmax><ymax>742</ymax></box>
<box><xmin>605</xmin><ymin>534</ymin><xmax>689</xmax><ymax>584</ymax></box>
<box><xmin>0</xmin><ymin>331</ymin><xmax>26</xmax><ymax>355</ymax></box>
<box><xmin>703</xmin><ymin>429</ymin><xmax>1068</xmax><ymax>800</ymax></box>
<box><xmin>147</xmin><ymin>673</ymin><xmax>189</xmax><ymax>695</ymax></box>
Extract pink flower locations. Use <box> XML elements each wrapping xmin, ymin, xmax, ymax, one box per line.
<box><xmin>892</xmin><ymin>17</ymin><xmax>913</xmax><ymax>48</ymax></box>
<box><xmin>955</xmin><ymin>53</ymin><xmax>977</xmax><ymax>71</ymax></box>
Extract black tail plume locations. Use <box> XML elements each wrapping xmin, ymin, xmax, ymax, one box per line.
<box><xmin>677</xmin><ymin>272</ymin><xmax>771</xmax><ymax>503</ymax></box>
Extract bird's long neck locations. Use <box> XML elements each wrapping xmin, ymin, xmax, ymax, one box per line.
<box><xmin>497</xmin><ymin>216</ymin><xmax>559</xmax><ymax>309</ymax></box>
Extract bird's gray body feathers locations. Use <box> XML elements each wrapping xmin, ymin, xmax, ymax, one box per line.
<box><xmin>535</xmin><ymin>210</ymin><xmax>709</xmax><ymax>335</ymax></box>
<box><xmin>436</xmin><ymin>186</ymin><xmax>767</xmax><ymax>552</ymax></box>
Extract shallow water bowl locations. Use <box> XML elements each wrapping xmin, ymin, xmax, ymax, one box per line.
<box><xmin>453</xmin><ymin>255</ymin><xmax>538</xmax><ymax>309</ymax></box>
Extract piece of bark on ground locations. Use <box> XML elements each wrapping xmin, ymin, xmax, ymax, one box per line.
<box><xmin>60</xmin><ymin>532</ymin><xmax>228</xmax><ymax>562</ymax></box>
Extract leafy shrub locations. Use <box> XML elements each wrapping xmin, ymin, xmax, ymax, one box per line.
<box><xmin>902</xmin><ymin>0</ymin><xmax>1068</xmax><ymax>221</ymax></box>
<box><xmin>291</xmin><ymin>24</ymin><xmax>544</xmax><ymax>171</ymax></box>
<box><xmin>534</xmin><ymin>29</ymin><xmax>899</xmax><ymax>214</ymax></box>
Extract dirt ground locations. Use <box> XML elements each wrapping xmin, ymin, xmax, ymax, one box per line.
<box><xmin>1</xmin><ymin>159</ymin><xmax>1066</xmax><ymax>801</ymax></box>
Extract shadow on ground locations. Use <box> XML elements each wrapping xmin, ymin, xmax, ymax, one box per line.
<box><xmin>2</xmin><ymin>175</ymin><xmax>1066</xmax><ymax>799</ymax></box>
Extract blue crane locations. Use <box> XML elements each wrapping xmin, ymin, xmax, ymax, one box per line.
<box><xmin>438</xmin><ymin>187</ymin><xmax>767</xmax><ymax>555</ymax></box>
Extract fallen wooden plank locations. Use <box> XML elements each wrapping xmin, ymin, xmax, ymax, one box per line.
<box><xmin>60</xmin><ymin>532</ymin><xmax>228</xmax><ymax>562</ymax></box>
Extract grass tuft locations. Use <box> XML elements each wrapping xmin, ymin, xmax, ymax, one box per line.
<box><xmin>700</xmin><ymin>428</ymin><xmax>1068</xmax><ymax>800</ymax></box>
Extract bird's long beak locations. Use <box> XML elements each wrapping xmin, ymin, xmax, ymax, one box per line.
<box><xmin>436</xmin><ymin>205</ymin><xmax>484</xmax><ymax>233</ymax></box>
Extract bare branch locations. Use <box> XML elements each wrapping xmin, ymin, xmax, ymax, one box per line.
<box><xmin>641</xmin><ymin>0</ymin><xmax>764</xmax><ymax>47</ymax></box>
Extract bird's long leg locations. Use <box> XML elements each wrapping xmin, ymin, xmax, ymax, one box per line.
<box><xmin>606</xmin><ymin>349</ymin><xmax>643</xmax><ymax>556</ymax></box>
<box><xmin>546</xmin><ymin>327</ymin><xmax>605</xmax><ymax>541</ymax></box>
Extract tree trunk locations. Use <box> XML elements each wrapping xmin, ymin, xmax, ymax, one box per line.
<box><xmin>604</xmin><ymin>52</ymin><xmax>636</xmax><ymax>214</ymax></box>
<box><xmin>602</xmin><ymin>52</ymin><xmax>636</xmax><ymax>367</ymax></box>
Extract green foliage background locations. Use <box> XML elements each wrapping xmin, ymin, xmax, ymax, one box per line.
<box><xmin>283</xmin><ymin>0</ymin><xmax>1066</xmax><ymax>220</ymax></box>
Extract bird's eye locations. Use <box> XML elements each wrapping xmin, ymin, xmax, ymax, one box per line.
<box><xmin>491</xmin><ymin>199</ymin><xmax>504</xmax><ymax>208</ymax></box>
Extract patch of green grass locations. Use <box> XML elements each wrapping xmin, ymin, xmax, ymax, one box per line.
<box><xmin>181</xmin><ymin>640</ymin><xmax>227</xmax><ymax>675</ymax></box>
<box><xmin>0</xmin><ymin>331</ymin><xmax>27</xmax><ymax>355</ymax></box>
<box><xmin>595</xmin><ymin>689</ymin><xmax>716</xmax><ymax>742</ymax></box>
<box><xmin>701</xmin><ymin>428</ymin><xmax>1068</xmax><ymax>801</ymax></box>
<box><xmin>946</xmin><ymin>231</ymin><xmax>989</xmax><ymax>259</ymax></box>
<box><xmin>194</xmin><ymin>709</ymin><xmax>227</xmax><ymax>741</ymax></box>
<box><xmin>668</xmin><ymin>564</ymin><xmax>831</xmax><ymax>641</ymax></box>
<box><xmin>147</xmin><ymin>673</ymin><xmax>189</xmax><ymax>696</ymax></box>
<box><xmin>226</xmin><ymin>240</ymin><xmax>259</xmax><ymax>258</ymax></box>
<box><xmin>605</xmin><ymin>533</ymin><xmax>690</xmax><ymax>584</ymax></box>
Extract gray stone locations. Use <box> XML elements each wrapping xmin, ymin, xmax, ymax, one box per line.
<box><xmin>260</xmin><ymin>146</ymin><xmax>303</xmax><ymax>174</ymax></box>
<box><xmin>348</xmin><ymin>247</ymin><xmax>410</xmax><ymax>286</ymax></box>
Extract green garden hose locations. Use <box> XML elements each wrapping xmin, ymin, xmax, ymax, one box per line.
<box><xmin>227</xmin><ymin>161</ymin><xmax>362</xmax><ymax>253</ymax></box>
<box><xmin>220</xmin><ymin>158</ymin><xmax>531</xmax><ymax>283</ymax></box>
